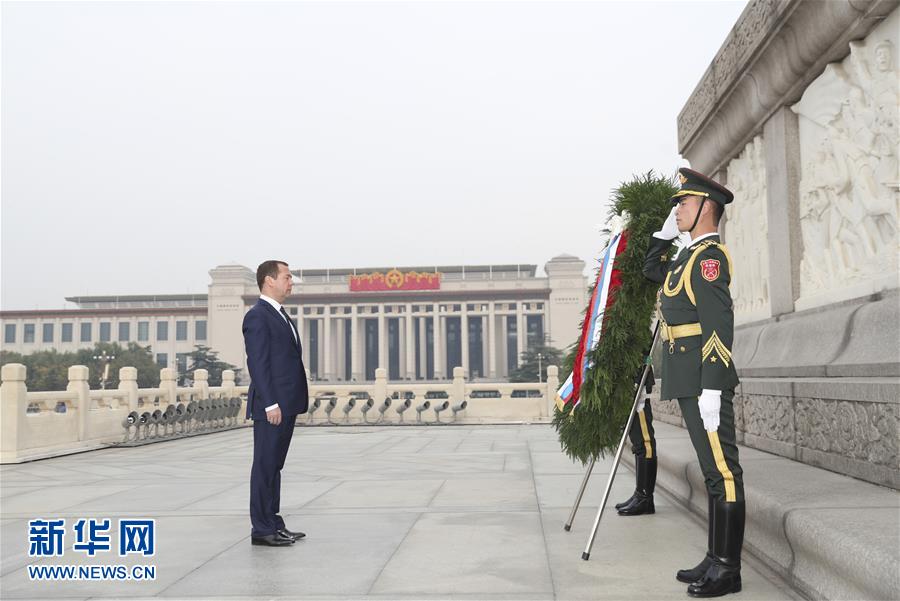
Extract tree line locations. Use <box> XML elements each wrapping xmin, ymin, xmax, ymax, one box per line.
<box><xmin>0</xmin><ymin>343</ymin><xmax>239</xmax><ymax>391</ymax></box>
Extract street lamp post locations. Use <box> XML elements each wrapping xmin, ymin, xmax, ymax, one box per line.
<box><xmin>537</xmin><ymin>352</ymin><xmax>544</xmax><ymax>384</ymax></box>
<box><xmin>92</xmin><ymin>351</ymin><xmax>116</xmax><ymax>389</ymax></box>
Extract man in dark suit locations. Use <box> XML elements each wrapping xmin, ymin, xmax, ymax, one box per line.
<box><xmin>243</xmin><ymin>260</ymin><xmax>309</xmax><ymax>547</ymax></box>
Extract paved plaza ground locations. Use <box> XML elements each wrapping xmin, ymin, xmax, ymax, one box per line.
<box><xmin>0</xmin><ymin>424</ymin><xmax>801</xmax><ymax>600</ymax></box>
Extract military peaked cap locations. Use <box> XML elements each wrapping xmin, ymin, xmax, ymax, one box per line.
<box><xmin>671</xmin><ymin>168</ymin><xmax>734</xmax><ymax>205</ymax></box>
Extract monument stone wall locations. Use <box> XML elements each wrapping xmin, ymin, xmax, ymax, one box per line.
<box><xmin>654</xmin><ymin>0</ymin><xmax>900</xmax><ymax>489</ymax></box>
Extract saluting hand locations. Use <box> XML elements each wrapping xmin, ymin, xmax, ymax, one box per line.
<box><xmin>653</xmin><ymin>206</ymin><xmax>680</xmax><ymax>240</ymax></box>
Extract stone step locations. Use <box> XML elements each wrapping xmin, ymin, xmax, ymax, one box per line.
<box><xmin>623</xmin><ymin>422</ymin><xmax>900</xmax><ymax>601</ymax></box>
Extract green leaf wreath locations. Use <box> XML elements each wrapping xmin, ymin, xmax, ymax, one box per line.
<box><xmin>553</xmin><ymin>172</ymin><xmax>677</xmax><ymax>463</ymax></box>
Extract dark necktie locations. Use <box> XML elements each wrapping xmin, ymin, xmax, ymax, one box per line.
<box><xmin>279</xmin><ymin>307</ymin><xmax>298</xmax><ymax>344</ymax></box>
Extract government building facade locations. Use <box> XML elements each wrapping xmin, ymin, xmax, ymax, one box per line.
<box><xmin>1</xmin><ymin>255</ymin><xmax>588</xmax><ymax>382</ymax></box>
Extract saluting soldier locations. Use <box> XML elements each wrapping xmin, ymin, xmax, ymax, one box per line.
<box><xmin>643</xmin><ymin>168</ymin><xmax>744</xmax><ymax>598</ymax></box>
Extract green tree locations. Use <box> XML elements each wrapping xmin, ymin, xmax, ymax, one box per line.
<box><xmin>1</xmin><ymin>343</ymin><xmax>160</xmax><ymax>391</ymax></box>
<box><xmin>1</xmin><ymin>349</ymin><xmax>72</xmax><ymax>391</ymax></box>
<box><xmin>74</xmin><ymin>342</ymin><xmax>161</xmax><ymax>389</ymax></box>
<box><xmin>181</xmin><ymin>345</ymin><xmax>239</xmax><ymax>386</ymax></box>
<box><xmin>509</xmin><ymin>340</ymin><xmax>565</xmax><ymax>383</ymax></box>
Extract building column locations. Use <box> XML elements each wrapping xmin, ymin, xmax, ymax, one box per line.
<box><xmin>763</xmin><ymin>105</ymin><xmax>802</xmax><ymax>316</ymax></box>
<box><xmin>335</xmin><ymin>318</ymin><xmax>345</xmax><ymax>380</ymax></box>
<box><xmin>480</xmin><ymin>315</ymin><xmax>489</xmax><ymax>379</ymax></box>
<box><xmin>315</xmin><ymin>318</ymin><xmax>325</xmax><ymax>380</ymax></box>
<box><xmin>323</xmin><ymin>308</ymin><xmax>333</xmax><ymax>381</ymax></box>
<box><xmin>494</xmin><ymin>315</ymin><xmax>509</xmax><ymax>378</ymax></box>
<box><xmin>405</xmin><ymin>304</ymin><xmax>415</xmax><ymax>380</ymax></box>
<box><xmin>297</xmin><ymin>311</ymin><xmax>305</xmax><ymax>354</ymax></box>
<box><xmin>397</xmin><ymin>316</ymin><xmax>405</xmax><ymax>380</ymax></box>
<box><xmin>515</xmin><ymin>302</ymin><xmax>526</xmax><ymax>366</ymax></box>
<box><xmin>301</xmin><ymin>318</ymin><xmax>311</xmax><ymax>368</ymax></box>
<box><xmin>461</xmin><ymin>305</ymin><xmax>470</xmax><ymax>378</ymax></box>
<box><xmin>487</xmin><ymin>303</ymin><xmax>497</xmax><ymax>379</ymax></box>
<box><xmin>350</xmin><ymin>306</ymin><xmax>362</xmax><ymax>381</ymax></box>
<box><xmin>433</xmin><ymin>304</ymin><xmax>444</xmax><ymax>379</ymax></box>
<box><xmin>417</xmin><ymin>316</ymin><xmax>427</xmax><ymax>379</ymax></box>
<box><xmin>377</xmin><ymin>305</ymin><xmax>386</xmax><ymax>371</ymax></box>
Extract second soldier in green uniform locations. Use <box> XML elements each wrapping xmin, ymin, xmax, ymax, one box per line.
<box><xmin>615</xmin><ymin>365</ymin><xmax>657</xmax><ymax>516</ymax></box>
<box><xmin>642</xmin><ymin>168</ymin><xmax>744</xmax><ymax>598</ymax></box>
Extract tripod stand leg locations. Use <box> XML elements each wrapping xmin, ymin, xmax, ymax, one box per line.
<box><xmin>581</xmin><ymin>322</ymin><xmax>660</xmax><ymax>560</ymax></box>
<box><xmin>564</xmin><ymin>456</ymin><xmax>595</xmax><ymax>531</ymax></box>
<box><xmin>581</xmin><ymin>400</ymin><xmax>638</xmax><ymax>559</ymax></box>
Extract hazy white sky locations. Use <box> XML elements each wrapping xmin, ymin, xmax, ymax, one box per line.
<box><xmin>1</xmin><ymin>0</ymin><xmax>747</xmax><ymax>309</ymax></box>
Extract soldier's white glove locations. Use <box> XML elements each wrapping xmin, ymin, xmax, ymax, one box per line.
<box><xmin>653</xmin><ymin>207</ymin><xmax>679</xmax><ymax>240</ymax></box>
<box><xmin>698</xmin><ymin>389</ymin><xmax>721</xmax><ymax>432</ymax></box>
<box><xmin>636</xmin><ymin>397</ymin><xmax>646</xmax><ymax>413</ymax></box>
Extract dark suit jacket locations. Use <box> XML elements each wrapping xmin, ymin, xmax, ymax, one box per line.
<box><xmin>242</xmin><ymin>299</ymin><xmax>309</xmax><ymax>420</ymax></box>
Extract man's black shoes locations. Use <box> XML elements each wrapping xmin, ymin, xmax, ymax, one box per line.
<box><xmin>251</xmin><ymin>532</ymin><xmax>294</xmax><ymax>547</ymax></box>
<box><xmin>278</xmin><ymin>527</ymin><xmax>306</xmax><ymax>541</ymax></box>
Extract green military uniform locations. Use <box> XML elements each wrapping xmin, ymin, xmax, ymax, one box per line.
<box><xmin>644</xmin><ymin>233</ymin><xmax>743</xmax><ymax>503</ymax></box>
<box><xmin>643</xmin><ymin>168</ymin><xmax>745</xmax><ymax>598</ymax></box>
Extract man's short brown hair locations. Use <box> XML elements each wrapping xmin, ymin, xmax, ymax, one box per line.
<box><xmin>256</xmin><ymin>260</ymin><xmax>288</xmax><ymax>291</ymax></box>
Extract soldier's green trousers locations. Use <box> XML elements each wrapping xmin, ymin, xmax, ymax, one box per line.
<box><xmin>677</xmin><ymin>389</ymin><xmax>744</xmax><ymax>503</ymax></box>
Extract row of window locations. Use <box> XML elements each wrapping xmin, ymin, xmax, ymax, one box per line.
<box><xmin>302</xmin><ymin>302</ymin><xmax>546</xmax><ymax>316</ymax></box>
<box><xmin>3</xmin><ymin>320</ymin><xmax>207</xmax><ymax>344</ymax></box>
<box><xmin>155</xmin><ymin>352</ymin><xmax>189</xmax><ymax>371</ymax></box>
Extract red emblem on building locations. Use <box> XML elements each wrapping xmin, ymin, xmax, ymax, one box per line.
<box><xmin>349</xmin><ymin>269</ymin><xmax>441</xmax><ymax>292</ymax></box>
<box><xmin>700</xmin><ymin>259</ymin><xmax>720</xmax><ymax>282</ymax></box>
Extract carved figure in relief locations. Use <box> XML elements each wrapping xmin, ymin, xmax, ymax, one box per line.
<box><xmin>726</xmin><ymin>137</ymin><xmax>768</xmax><ymax>314</ymax></box>
<box><xmin>849</xmin><ymin>39</ymin><xmax>899</xmax><ymax>191</ymax></box>
<box><xmin>799</xmin><ymin>140</ymin><xmax>838</xmax><ymax>288</ymax></box>
<box><xmin>793</xmin><ymin>32</ymin><xmax>899</xmax><ymax>294</ymax></box>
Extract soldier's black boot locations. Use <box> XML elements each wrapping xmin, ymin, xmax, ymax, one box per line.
<box><xmin>687</xmin><ymin>499</ymin><xmax>745</xmax><ymax>597</ymax></box>
<box><xmin>614</xmin><ymin>454</ymin><xmax>641</xmax><ymax>511</ymax></box>
<box><xmin>617</xmin><ymin>456</ymin><xmax>656</xmax><ymax>515</ymax></box>
<box><xmin>677</xmin><ymin>494</ymin><xmax>715</xmax><ymax>583</ymax></box>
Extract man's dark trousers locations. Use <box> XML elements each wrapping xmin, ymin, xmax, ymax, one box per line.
<box><xmin>251</xmin><ymin>417</ymin><xmax>296</xmax><ymax>537</ymax></box>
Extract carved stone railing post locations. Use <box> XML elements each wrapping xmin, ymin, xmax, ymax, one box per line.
<box><xmin>118</xmin><ymin>367</ymin><xmax>139</xmax><ymax>412</ymax></box>
<box><xmin>67</xmin><ymin>365</ymin><xmax>90</xmax><ymax>441</ymax></box>
<box><xmin>452</xmin><ymin>366</ymin><xmax>465</xmax><ymax>403</ymax></box>
<box><xmin>374</xmin><ymin>368</ymin><xmax>387</xmax><ymax>404</ymax></box>
<box><xmin>160</xmin><ymin>368</ymin><xmax>177</xmax><ymax>406</ymax></box>
<box><xmin>545</xmin><ymin>365</ymin><xmax>560</xmax><ymax>418</ymax></box>
<box><xmin>194</xmin><ymin>369</ymin><xmax>209</xmax><ymax>400</ymax></box>
<box><xmin>221</xmin><ymin>370</ymin><xmax>236</xmax><ymax>396</ymax></box>
<box><xmin>1</xmin><ymin>363</ymin><xmax>27</xmax><ymax>460</ymax></box>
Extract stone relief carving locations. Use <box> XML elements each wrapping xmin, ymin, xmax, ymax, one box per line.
<box><xmin>724</xmin><ymin>136</ymin><xmax>770</xmax><ymax>319</ymax></box>
<box><xmin>796</xmin><ymin>398</ymin><xmax>898</xmax><ymax>468</ymax></box>
<box><xmin>792</xmin><ymin>11</ymin><xmax>899</xmax><ymax>297</ymax></box>
<box><xmin>678</xmin><ymin>0</ymin><xmax>780</xmax><ymax>142</ymax></box>
<box><xmin>742</xmin><ymin>393</ymin><xmax>793</xmax><ymax>443</ymax></box>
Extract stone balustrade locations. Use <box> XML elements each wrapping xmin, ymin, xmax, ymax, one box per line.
<box><xmin>0</xmin><ymin>363</ymin><xmax>559</xmax><ymax>463</ymax></box>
